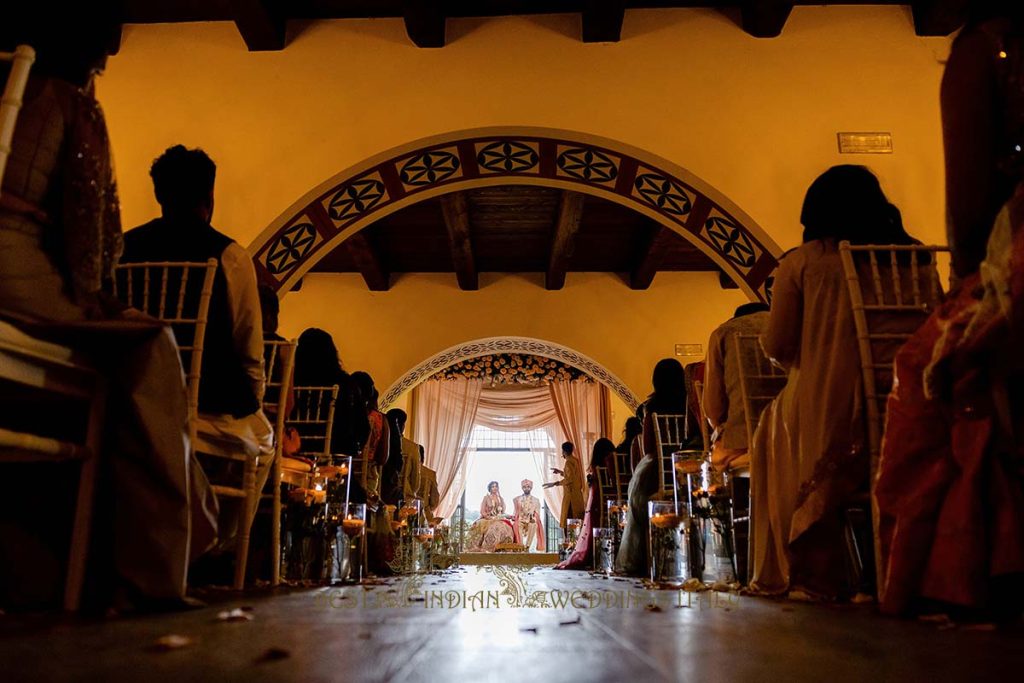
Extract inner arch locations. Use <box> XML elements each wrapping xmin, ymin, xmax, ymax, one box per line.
<box><xmin>379</xmin><ymin>336</ymin><xmax>642</xmax><ymax>411</ymax></box>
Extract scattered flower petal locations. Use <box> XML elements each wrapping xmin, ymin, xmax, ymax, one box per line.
<box><xmin>153</xmin><ymin>634</ymin><xmax>194</xmax><ymax>651</ymax></box>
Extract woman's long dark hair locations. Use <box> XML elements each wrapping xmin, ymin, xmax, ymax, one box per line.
<box><xmin>616</xmin><ymin>417</ymin><xmax>643</xmax><ymax>452</ymax></box>
<box><xmin>646</xmin><ymin>358</ymin><xmax>687</xmax><ymax>415</ymax></box>
<box><xmin>591</xmin><ymin>438</ymin><xmax>616</xmax><ymax>470</ymax></box>
<box><xmin>351</xmin><ymin>371</ymin><xmax>379</xmax><ymax>412</ymax></box>
<box><xmin>800</xmin><ymin>165</ymin><xmax>916</xmax><ymax>246</ymax></box>
<box><xmin>294</xmin><ymin>328</ymin><xmax>344</xmax><ymax>387</ymax></box>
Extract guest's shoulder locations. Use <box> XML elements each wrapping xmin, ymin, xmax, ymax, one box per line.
<box><xmin>220</xmin><ymin>240</ymin><xmax>254</xmax><ymax>270</ymax></box>
<box><xmin>123</xmin><ymin>218</ymin><xmax>161</xmax><ymax>241</ymax></box>
<box><xmin>120</xmin><ymin>219</ymin><xmax>163</xmax><ymax>260</ymax></box>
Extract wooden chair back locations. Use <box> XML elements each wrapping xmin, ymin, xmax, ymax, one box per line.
<box><xmin>286</xmin><ymin>385</ymin><xmax>339</xmax><ymax>463</ymax></box>
<box><xmin>837</xmin><ymin>241</ymin><xmax>948</xmax><ymax>589</ymax></box>
<box><xmin>0</xmin><ymin>45</ymin><xmax>35</xmax><ymax>192</ymax></box>
<box><xmin>650</xmin><ymin>412</ymin><xmax>701</xmax><ymax>496</ymax></box>
<box><xmin>262</xmin><ymin>339</ymin><xmax>296</xmax><ymax>587</ymax></box>
<box><xmin>111</xmin><ymin>259</ymin><xmax>218</xmax><ymax>438</ymax></box>
<box><xmin>837</xmin><ymin>242</ymin><xmax>948</xmax><ymax>468</ymax></box>
<box><xmin>611</xmin><ymin>448</ymin><xmax>632</xmax><ymax>494</ymax></box>
<box><xmin>733</xmin><ymin>334</ymin><xmax>788</xmax><ymax>447</ymax></box>
<box><xmin>594</xmin><ymin>465</ymin><xmax>617</xmax><ymax>525</ymax></box>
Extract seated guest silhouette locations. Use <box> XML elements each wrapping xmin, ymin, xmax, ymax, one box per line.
<box><xmin>120</xmin><ymin>146</ymin><xmax>269</xmax><ymax>556</ymax></box>
<box><xmin>121</xmin><ymin>146</ymin><xmax>271</xmax><ymax>461</ymax></box>
<box><xmin>750</xmin><ymin>165</ymin><xmax>927</xmax><ymax>600</ymax></box>
<box><xmin>703</xmin><ymin>303</ymin><xmax>770</xmax><ymax>472</ymax></box>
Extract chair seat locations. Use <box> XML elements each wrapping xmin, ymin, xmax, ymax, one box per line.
<box><xmin>279</xmin><ymin>457</ymin><xmax>314</xmax><ymax>488</ymax></box>
<box><xmin>728</xmin><ymin>462</ymin><xmax>751</xmax><ymax>478</ymax></box>
<box><xmin>281</xmin><ymin>456</ymin><xmax>314</xmax><ymax>473</ymax></box>
<box><xmin>0</xmin><ymin>427</ymin><xmax>90</xmax><ymax>462</ymax></box>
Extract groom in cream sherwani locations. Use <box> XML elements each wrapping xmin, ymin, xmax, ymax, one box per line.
<box><xmin>513</xmin><ymin>480</ymin><xmax>545</xmax><ymax>552</ymax></box>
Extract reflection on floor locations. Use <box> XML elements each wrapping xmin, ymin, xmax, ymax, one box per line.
<box><xmin>1</xmin><ymin>568</ymin><xmax>1021</xmax><ymax>682</ymax></box>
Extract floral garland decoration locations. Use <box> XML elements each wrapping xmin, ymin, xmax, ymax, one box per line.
<box><xmin>431</xmin><ymin>353</ymin><xmax>592</xmax><ymax>385</ymax></box>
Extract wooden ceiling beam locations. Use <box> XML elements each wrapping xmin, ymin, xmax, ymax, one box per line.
<box><xmin>231</xmin><ymin>0</ymin><xmax>287</xmax><ymax>51</ymax></box>
<box><xmin>582</xmin><ymin>0</ymin><xmax>626</xmax><ymax>43</ymax></box>
<box><xmin>910</xmin><ymin>0</ymin><xmax>968</xmax><ymax>37</ymax></box>
<box><xmin>546</xmin><ymin>191</ymin><xmax>586</xmax><ymax>291</ymax></box>
<box><xmin>403</xmin><ymin>1</ymin><xmax>447</xmax><ymax>48</ymax></box>
<box><xmin>440</xmin><ymin>192</ymin><xmax>478</xmax><ymax>291</ymax></box>
<box><xmin>630</xmin><ymin>223</ymin><xmax>674</xmax><ymax>290</ymax></box>
<box><xmin>740</xmin><ymin>1</ymin><xmax>794</xmax><ymax>38</ymax></box>
<box><xmin>345</xmin><ymin>232</ymin><xmax>391</xmax><ymax>291</ymax></box>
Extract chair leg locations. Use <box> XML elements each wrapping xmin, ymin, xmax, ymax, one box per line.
<box><xmin>843</xmin><ymin>508</ymin><xmax>864</xmax><ymax>591</ymax></box>
<box><xmin>233</xmin><ymin>455</ymin><xmax>258</xmax><ymax>591</ymax></box>
<box><xmin>271</xmin><ymin>456</ymin><xmax>282</xmax><ymax>587</ymax></box>
<box><xmin>65</xmin><ymin>383</ymin><xmax>105</xmax><ymax>611</ymax></box>
<box><xmin>745</xmin><ymin>488</ymin><xmax>754</xmax><ymax>586</ymax></box>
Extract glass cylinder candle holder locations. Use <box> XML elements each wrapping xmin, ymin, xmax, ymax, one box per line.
<box><xmin>592</xmin><ymin>527</ymin><xmax>615</xmax><ymax>575</ymax></box>
<box><xmin>565</xmin><ymin>518</ymin><xmax>583</xmax><ymax>547</ymax></box>
<box><xmin>672</xmin><ymin>451</ymin><xmax>704</xmax><ymax>515</ymax></box>
<box><xmin>339</xmin><ymin>503</ymin><xmax>367</xmax><ymax>583</ymax></box>
<box><xmin>414</xmin><ymin>527</ymin><xmax>434</xmax><ymax>573</ymax></box>
<box><xmin>648</xmin><ymin>500</ymin><xmax>689</xmax><ymax>586</ymax></box>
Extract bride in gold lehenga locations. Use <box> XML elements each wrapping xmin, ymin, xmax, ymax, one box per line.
<box><xmin>465</xmin><ymin>481</ymin><xmax>515</xmax><ymax>552</ymax></box>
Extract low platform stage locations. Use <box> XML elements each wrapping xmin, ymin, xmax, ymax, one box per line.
<box><xmin>459</xmin><ymin>552</ymin><xmax>560</xmax><ymax>566</ymax></box>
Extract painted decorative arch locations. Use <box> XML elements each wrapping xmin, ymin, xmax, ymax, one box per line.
<box><xmin>248</xmin><ymin>127</ymin><xmax>782</xmax><ymax>302</ymax></box>
<box><xmin>378</xmin><ymin>336</ymin><xmax>641</xmax><ymax>412</ymax></box>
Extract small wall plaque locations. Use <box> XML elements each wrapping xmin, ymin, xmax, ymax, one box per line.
<box><xmin>675</xmin><ymin>344</ymin><xmax>703</xmax><ymax>356</ymax></box>
<box><xmin>837</xmin><ymin>132</ymin><xmax>893</xmax><ymax>154</ymax></box>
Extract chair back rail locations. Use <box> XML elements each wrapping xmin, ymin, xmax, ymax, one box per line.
<box><xmin>287</xmin><ymin>385</ymin><xmax>339</xmax><ymax>462</ymax></box>
<box><xmin>262</xmin><ymin>339</ymin><xmax>296</xmax><ymax>587</ymax></box>
<box><xmin>0</xmin><ymin>45</ymin><xmax>35</xmax><ymax>192</ymax></box>
<box><xmin>650</xmin><ymin>412</ymin><xmax>696</xmax><ymax>496</ymax></box>
<box><xmin>611</xmin><ymin>450</ymin><xmax>631</xmax><ymax>499</ymax></box>
<box><xmin>837</xmin><ymin>240</ymin><xmax>948</xmax><ymax>595</ymax></box>
<box><xmin>111</xmin><ymin>259</ymin><xmax>218</xmax><ymax>440</ymax></box>
<box><xmin>733</xmin><ymin>334</ymin><xmax>787</xmax><ymax>448</ymax></box>
<box><xmin>594</xmin><ymin>465</ymin><xmax>617</xmax><ymax>525</ymax></box>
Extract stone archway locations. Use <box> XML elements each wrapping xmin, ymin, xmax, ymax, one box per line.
<box><xmin>378</xmin><ymin>336</ymin><xmax>641</xmax><ymax>411</ymax></box>
<box><xmin>247</xmin><ymin>127</ymin><xmax>782</xmax><ymax>302</ymax></box>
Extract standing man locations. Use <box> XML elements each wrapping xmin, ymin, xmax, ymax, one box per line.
<box><xmin>544</xmin><ymin>442</ymin><xmax>585</xmax><ymax>530</ymax></box>
<box><xmin>513</xmin><ymin>480</ymin><xmax>545</xmax><ymax>551</ymax></box>
<box><xmin>702</xmin><ymin>302</ymin><xmax>770</xmax><ymax>471</ymax></box>
<box><xmin>395</xmin><ymin>410</ymin><xmax>423</xmax><ymax>505</ymax></box>
<box><xmin>417</xmin><ymin>446</ymin><xmax>440</xmax><ymax>523</ymax></box>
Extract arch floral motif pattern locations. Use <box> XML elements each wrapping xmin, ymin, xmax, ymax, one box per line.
<box><xmin>378</xmin><ymin>337</ymin><xmax>640</xmax><ymax>412</ymax></box>
<box><xmin>250</xmin><ymin>129</ymin><xmax>781</xmax><ymax>300</ymax></box>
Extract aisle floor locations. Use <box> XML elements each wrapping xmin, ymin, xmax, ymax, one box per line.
<box><xmin>2</xmin><ymin>567</ymin><xmax>1021</xmax><ymax>682</ymax></box>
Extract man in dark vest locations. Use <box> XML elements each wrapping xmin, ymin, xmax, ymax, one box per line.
<box><xmin>121</xmin><ymin>145</ymin><xmax>271</xmax><ymax>543</ymax></box>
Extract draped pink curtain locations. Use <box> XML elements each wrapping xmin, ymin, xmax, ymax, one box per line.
<box><xmin>410</xmin><ymin>379</ymin><xmax>483</xmax><ymax>519</ymax></box>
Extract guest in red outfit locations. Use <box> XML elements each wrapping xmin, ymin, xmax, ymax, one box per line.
<box><xmin>877</xmin><ymin>4</ymin><xmax>1024</xmax><ymax>620</ymax></box>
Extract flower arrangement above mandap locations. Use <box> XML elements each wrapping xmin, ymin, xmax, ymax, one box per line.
<box><xmin>432</xmin><ymin>354</ymin><xmax>592</xmax><ymax>385</ymax></box>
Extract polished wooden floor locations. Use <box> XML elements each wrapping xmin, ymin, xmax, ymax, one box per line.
<box><xmin>2</xmin><ymin>567</ymin><xmax>1021</xmax><ymax>682</ymax></box>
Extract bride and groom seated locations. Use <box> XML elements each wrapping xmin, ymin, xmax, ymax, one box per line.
<box><xmin>466</xmin><ymin>480</ymin><xmax>545</xmax><ymax>552</ymax></box>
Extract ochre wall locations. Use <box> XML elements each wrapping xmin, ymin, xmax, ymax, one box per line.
<box><xmin>276</xmin><ymin>271</ymin><xmax>745</xmax><ymax>435</ymax></box>
<box><xmin>95</xmin><ymin>6</ymin><xmax>951</xmax><ymax>424</ymax></box>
